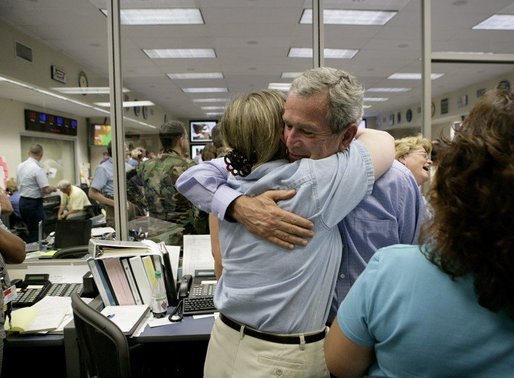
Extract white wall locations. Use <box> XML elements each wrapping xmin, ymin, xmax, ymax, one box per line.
<box><xmin>375</xmin><ymin>71</ymin><xmax>514</xmax><ymax>139</ymax></box>
<box><xmin>0</xmin><ymin>96</ymin><xmax>88</xmax><ymax>182</ymax></box>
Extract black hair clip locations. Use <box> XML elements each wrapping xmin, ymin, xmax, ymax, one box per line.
<box><xmin>224</xmin><ymin>149</ymin><xmax>253</xmax><ymax>177</ymax></box>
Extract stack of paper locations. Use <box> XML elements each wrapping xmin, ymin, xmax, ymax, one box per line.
<box><xmin>5</xmin><ymin>296</ymin><xmax>73</xmax><ymax>334</ymax></box>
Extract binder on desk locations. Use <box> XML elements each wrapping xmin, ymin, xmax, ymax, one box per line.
<box><xmin>87</xmin><ymin>239</ymin><xmax>169</xmax><ymax>308</ymax></box>
<box><xmin>89</xmin><ymin>239</ymin><xmax>152</xmax><ymax>259</ymax></box>
<box><xmin>102</xmin><ymin>258</ymin><xmax>136</xmax><ymax>305</ymax></box>
<box><xmin>100</xmin><ymin>305</ymin><xmax>150</xmax><ymax>335</ymax></box>
<box><xmin>128</xmin><ymin>256</ymin><xmax>153</xmax><ymax>306</ymax></box>
<box><xmin>121</xmin><ymin>258</ymin><xmax>143</xmax><ymax>305</ymax></box>
<box><xmin>86</xmin><ymin>257</ymin><xmax>117</xmax><ymax>306</ymax></box>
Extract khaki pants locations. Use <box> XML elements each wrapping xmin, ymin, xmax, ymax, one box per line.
<box><xmin>204</xmin><ymin>316</ymin><xmax>329</xmax><ymax>378</ymax></box>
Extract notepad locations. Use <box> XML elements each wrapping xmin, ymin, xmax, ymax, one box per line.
<box><xmin>100</xmin><ymin>305</ymin><xmax>150</xmax><ymax>335</ymax></box>
<box><xmin>5</xmin><ymin>296</ymin><xmax>71</xmax><ymax>334</ymax></box>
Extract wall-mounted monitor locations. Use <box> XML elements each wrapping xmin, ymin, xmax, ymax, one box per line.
<box><xmin>189</xmin><ymin>120</ymin><xmax>217</xmax><ymax>142</ymax></box>
<box><xmin>190</xmin><ymin>144</ymin><xmax>207</xmax><ymax>160</ymax></box>
<box><xmin>91</xmin><ymin>124</ymin><xmax>112</xmax><ymax>146</ymax></box>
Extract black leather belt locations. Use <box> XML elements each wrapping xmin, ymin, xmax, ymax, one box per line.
<box><xmin>219</xmin><ymin>313</ymin><xmax>326</xmax><ymax>345</ymax></box>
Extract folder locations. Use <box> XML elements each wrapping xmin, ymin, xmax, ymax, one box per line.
<box><xmin>100</xmin><ymin>305</ymin><xmax>150</xmax><ymax>335</ymax></box>
<box><xmin>121</xmin><ymin>258</ymin><xmax>143</xmax><ymax>305</ymax></box>
<box><xmin>102</xmin><ymin>258</ymin><xmax>136</xmax><ymax>305</ymax></box>
<box><xmin>128</xmin><ymin>256</ymin><xmax>153</xmax><ymax>306</ymax></box>
<box><xmin>87</xmin><ymin>257</ymin><xmax>117</xmax><ymax>306</ymax></box>
<box><xmin>89</xmin><ymin>239</ymin><xmax>151</xmax><ymax>259</ymax></box>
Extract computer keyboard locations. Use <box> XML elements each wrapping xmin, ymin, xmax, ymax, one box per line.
<box><xmin>46</xmin><ymin>282</ymin><xmax>83</xmax><ymax>297</ymax></box>
<box><xmin>13</xmin><ymin>283</ymin><xmax>83</xmax><ymax>308</ymax></box>
<box><xmin>182</xmin><ymin>296</ymin><xmax>216</xmax><ymax>315</ymax></box>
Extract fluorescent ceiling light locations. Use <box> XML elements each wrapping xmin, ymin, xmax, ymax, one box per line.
<box><xmin>94</xmin><ymin>100</ymin><xmax>155</xmax><ymax>107</ymax></box>
<box><xmin>363</xmin><ymin>105</ymin><xmax>372</xmax><ymax>109</ymax></box>
<box><xmin>52</xmin><ymin>87</ymin><xmax>130</xmax><ymax>95</ymax></box>
<box><xmin>205</xmin><ymin>112</ymin><xmax>223</xmax><ymax>116</ymax></box>
<box><xmin>0</xmin><ymin>75</ymin><xmax>109</xmax><ymax>114</ymax></box>
<box><xmin>144</xmin><ymin>49</ymin><xmax>216</xmax><ymax>59</ymax></box>
<box><xmin>301</xmin><ymin>9</ymin><xmax>397</xmax><ymax>25</ymax></box>
<box><xmin>281</xmin><ymin>72</ymin><xmax>302</xmax><ymax>79</ymax></box>
<box><xmin>363</xmin><ymin>97</ymin><xmax>388</xmax><ymax>102</ymax></box>
<box><xmin>182</xmin><ymin>88</ymin><xmax>228</xmax><ymax>93</ymax></box>
<box><xmin>129</xmin><ymin>120</ymin><xmax>157</xmax><ymax>129</ymax></box>
<box><xmin>388</xmin><ymin>73</ymin><xmax>444</xmax><ymax>80</ymax></box>
<box><xmin>100</xmin><ymin>8</ymin><xmax>204</xmax><ymax>25</ymax></box>
<box><xmin>366</xmin><ymin>88</ymin><xmax>411</xmax><ymax>93</ymax></box>
<box><xmin>167</xmin><ymin>73</ymin><xmax>223</xmax><ymax>79</ymax></box>
<box><xmin>289</xmin><ymin>48</ymin><xmax>358</xmax><ymax>59</ymax></box>
<box><xmin>268</xmin><ymin>83</ymin><xmax>291</xmax><ymax>91</ymax></box>
<box><xmin>201</xmin><ymin>106</ymin><xmax>225</xmax><ymax>110</ymax></box>
<box><xmin>0</xmin><ymin>75</ymin><xmax>157</xmax><ymax>129</ymax></box>
<box><xmin>473</xmin><ymin>15</ymin><xmax>514</xmax><ymax>30</ymax></box>
<box><xmin>193</xmin><ymin>98</ymin><xmax>229</xmax><ymax>103</ymax></box>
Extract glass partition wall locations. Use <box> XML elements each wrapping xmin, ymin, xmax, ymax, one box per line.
<box><xmin>0</xmin><ymin>0</ymin><xmax>513</xmax><ymax>241</ymax></box>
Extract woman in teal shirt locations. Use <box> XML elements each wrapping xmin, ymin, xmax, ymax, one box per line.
<box><xmin>325</xmin><ymin>87</ymin><xmax>514</xmax><ymax>377</ymax></box>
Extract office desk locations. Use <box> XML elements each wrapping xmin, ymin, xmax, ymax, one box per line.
<box><xmin>64</xmin><ymin>301</ymin><xmax>214</xmax><ymax>378</ymax></box>
<box><xmin>4</xmin><ymin>333</ymin><xmax>67</xmax><ymax>377</ymax></box>
<box><xmin>4</xmin><ymin>258</ymin><xmax>90</xmax><ymax>378</ymax></box>
<box><xmin>135</xmin><ymin>315</ymin><xmax>214</xmax><ymax>342</ymax></box>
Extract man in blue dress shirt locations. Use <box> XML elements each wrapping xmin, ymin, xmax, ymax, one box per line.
<box><xmin>16</xmin><ymin>144</ymin><xmax>57</xmax><ymax>242</ymax></box>
<box><xmin>176</xmin><ymin>68</ymin><xmax>426</xmax><ymax>323</ymax></box>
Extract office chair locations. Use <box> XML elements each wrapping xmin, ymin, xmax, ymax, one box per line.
<box><xmin>71</xmin><ymin>292</ymin><xmax>133</xmax><ymax>378</ymax></box>
<box><xmin>52</xmin><ymin>245</ymin><xmax>89</xmax><ymax>259</ymax></box>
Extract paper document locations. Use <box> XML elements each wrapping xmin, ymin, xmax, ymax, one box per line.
<box><xmin>91</xmin><ymin>227</ymin><xmax>115</xmax><ymax>237</ymax></box>
<box><xmin>181</xmin><ymin>235</ymin><xmax>214</xmax><ymax>277</ymax></box>
<box><xmin>6</xmin><ymin>296</ymin><xmax>71</xmax><ymax>334</ymax></box>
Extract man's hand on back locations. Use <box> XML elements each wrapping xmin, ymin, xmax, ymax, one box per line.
<box><xmin>229</xmin><ymin>189</ymin><xmax>314</xmax><ymax>250</ymax></box>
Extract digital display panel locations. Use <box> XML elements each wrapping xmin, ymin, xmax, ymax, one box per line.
<box><xmin>24</xmin><ymin>109</ymin><xmax>78</xmax><ymax>136</ymax></box>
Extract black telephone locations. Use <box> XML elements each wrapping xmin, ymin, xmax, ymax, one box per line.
<box><xmin>12</xmin><ymin>274</ymin><xmax>52</xmax><ymax>308</ymax></box>
<box><xmin>178</xmin><ymin>275</ymin><xmax>192</xmax><ymax>299</ymax></box>
<box><xmin>180</xmin><ymin>270</ymin><xmax>217</xmax><ymax>315</ymax></box>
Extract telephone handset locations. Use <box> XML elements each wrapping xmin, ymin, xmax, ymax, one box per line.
<box><xmin>178</xmin><ymin>275</ymin><xmax>192</xmax><ymax>299</ymax></box>
<box><xmin>12</xmin><ymin>274</ymin><xmax>52</xmax><ymax>308</ymax></box>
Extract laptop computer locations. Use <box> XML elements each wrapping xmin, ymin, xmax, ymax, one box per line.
<box><xmin>54</xmin><ymin>219</ymin><xmax>92</xmax><ymax>249</ymax></box>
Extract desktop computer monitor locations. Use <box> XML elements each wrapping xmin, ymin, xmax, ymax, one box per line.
<box><xmin>54</xmin><ymin>219</ymin><xmax>92</xmax><ymax>249</ymax></box>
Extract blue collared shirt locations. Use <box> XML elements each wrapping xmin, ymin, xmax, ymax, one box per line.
<box><xmin>176</xmin><ymin>148</ymin><xmax>425</xmax><ymax>328</ymax></box>
<box><xmin>16</xmin><ymin>157</ymin><xmax>49</xmax><ymax>198</ymax></box>
<box><xmin>331</xmin><ymin>160</ymin><xmax>425</xmax><ymax>321</ymax></box>
<box><xmin>177</xmin><ymin>142</ymin><xmax>374</xmax><ymax>333</ymax></box>
<box><xmin>91</xmin><ymin>158</ymin><xmax>114</xmax><ymax>197</ymax></box>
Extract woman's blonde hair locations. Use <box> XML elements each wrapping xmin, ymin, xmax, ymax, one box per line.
<box><xmin>395</xmin><ymin>134</ymin><xmax>432</xmax><ymax>160</ymax></box>
<box><xmin>220</xmin><ymin>89</ymin><xmax>287</xmax><ymax>171</ymax></box>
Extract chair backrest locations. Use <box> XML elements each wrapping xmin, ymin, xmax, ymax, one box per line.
<box><xmin>52</xmin><ymin>245</ymin><xmax>89</xmax><ymax>259</ymax></box>
<box><xmin>71</xmin><ymin>292</ymin><xmax>132</xmax><ymax>378</ymax></box>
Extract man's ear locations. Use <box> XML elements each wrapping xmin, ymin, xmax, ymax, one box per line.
<box><xmin>339</xmin><ymin>124</ymin><xmax>358</xmax><ymax>151</ymax></box>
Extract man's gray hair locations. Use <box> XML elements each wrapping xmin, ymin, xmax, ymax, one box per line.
<box><xmin>57</xmin><ymin>179</ymin><xmax>71</xmax><ymax>190</ymax></box>
<box><xmin>289</xmin><ymin>67</ymin><xmax>364</xmax><ymax>134</ymax></box>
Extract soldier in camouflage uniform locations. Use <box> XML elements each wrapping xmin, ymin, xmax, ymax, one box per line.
<box><xmin>137</xmin><ymin>121</ymin><xmax>208</xmax><ymax>245</ymax></box>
